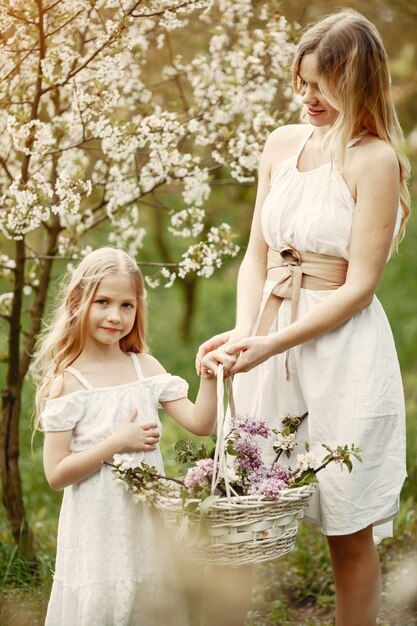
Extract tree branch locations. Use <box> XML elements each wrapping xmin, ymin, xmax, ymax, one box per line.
<box><xmin>40</xmin><ymin>0</ymin><xmax>143</xmax><ymax>95</ymax></box>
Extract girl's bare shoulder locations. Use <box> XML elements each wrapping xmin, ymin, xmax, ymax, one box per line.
<box><xmin>136</xmin><ymin>352</ymin><xmax>167</xmax><ymax>377</ymax></box>
<box><xmin>47</xmin><ymin>371</ymin><xmax>85</xmax><ymax>399</ymax></box>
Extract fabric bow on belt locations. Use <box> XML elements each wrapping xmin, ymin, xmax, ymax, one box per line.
<box><xmin>256</xmin><ymin>243</ymin><xmax>348</xmax><ymax>379</ymax></box>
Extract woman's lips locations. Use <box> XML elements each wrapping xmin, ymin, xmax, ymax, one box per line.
<box><xmin>307</xmin><ymin>108</ymin><xmax>324</xmax><ymax>117</ymax></box>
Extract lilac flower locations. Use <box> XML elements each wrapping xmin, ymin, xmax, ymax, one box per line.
<box><xmin>248</xmin><ymin>476</ymin><xmax>288</xmax><ymax>499</ymax></box>
<box><xmin>250</xmin><ymin>463</ymin><xmax>291</xmax><ymax>491</ymax></box>
<box><xmin>234</xmin><ymin>436</ymin><xmax>263</xmax><ymax>472</ymax></box>
<box><xmin>232</xmin><ymin>414</ymin><xmax>271</xmax><ymax>439</ymax></box>
<box><xmin>248</xmin><ymin>463</ymin><xmax>291</xmax><ymax>499</ymax></box>
<box><xmin>184</xmin><ymin>458</ymin><xmax>217</xmax><ymax>495</ymax></box>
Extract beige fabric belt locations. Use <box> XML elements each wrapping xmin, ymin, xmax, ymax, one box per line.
<box><xmin>256</xmin><ymin>243</ymin><xmax>348</xmax><ymax>379</ymax></box>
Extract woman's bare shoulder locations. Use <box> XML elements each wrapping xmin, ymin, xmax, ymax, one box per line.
<box><xmin>266</xmin><ymin>123</ymin><xmax>309</xmax><ymax>146</ymax></box>
<box><xmin>263</xmin><ymin>123</ymin><xmax>311</xmax><ymax>170</ymax></box>
<box><xmin>349</xmin><ymin>135</ymin><xmax>399</xmax><ymax>180</ymax></box>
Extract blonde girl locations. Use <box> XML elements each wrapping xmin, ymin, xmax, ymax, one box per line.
<box><xmin>197</xmin><ymin>9</ymin><xmax>410</xmax><ymax>626</ymax></box>
<box><xmin>34</xmin><ymin>247</ymin><xmax>217</xmax><ymax>626</ymax></box>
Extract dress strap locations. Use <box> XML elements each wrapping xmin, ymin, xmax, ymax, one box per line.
<box><xmin>65</xmin><ymin>366</ymin><xmax>94</xmax><ymax>390</ymax></box>
<box><xmin>129</xmin><ymin>352</ymin><xmax>144</xmax><ymax>381</ymax></box>
<box><xmin>347</xmin><ymin>129</ymin><xmax>369</xmax><ymax>149</ymax></box>
<box><xmin>295</xmin><ymin>126</ymin><xmax>315</xmax><ymax>160</ymax></box>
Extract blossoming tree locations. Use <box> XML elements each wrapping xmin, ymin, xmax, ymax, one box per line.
<box><xmin>0</xmin><ymin>0</ymin><xmax>295</xmax><ymax>560</ymax></box>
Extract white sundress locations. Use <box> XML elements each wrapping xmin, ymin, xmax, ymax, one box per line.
<box><xmin>42</xmin><ymin>352</ymin><xmax>190</xmax><ymax>626</ymax></box>
<box><xmin>232</xmin><ymin>125</ymin><xmax>406</xmax><ymax>542</ymax></box>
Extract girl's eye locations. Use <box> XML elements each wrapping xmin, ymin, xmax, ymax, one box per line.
<box><xmin>122</xmin><ymin>303</ymin><xmax>134</xmax><ymax>309</ymax></box>
<box><xmin>97</xmin><ymin>299</ymin><xmax>108</xmax><ymax>305</ymax></box>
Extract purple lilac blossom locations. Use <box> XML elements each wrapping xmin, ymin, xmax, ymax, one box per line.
<box><xmin>184</xmin><ymin>458</ymin><xmax>217</xmax><ymax>495</ymax></box>
<box><xmin>248</xmin><ymin>476</ymin><xmax>288</xmax><ymax>499</ymax></box>
<box><xmin>249</xmin><ymin>464</ymin><xmax>291</xmax><ymax>491</ymax></box>
<box><xmin>234</xmin><ymin>436</ymin><xmax>263</xmax><ymax>472</ymax></box>
<box><xmin>232</xmin><ymin>415</ymin><xmax>271</xmax><ymax>439</ymax></box>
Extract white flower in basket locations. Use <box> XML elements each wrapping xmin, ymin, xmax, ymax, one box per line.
<box><xmin>110</xmin><ymin>367</ymin><xmax>362</xmax><ymax>566</ymax></box>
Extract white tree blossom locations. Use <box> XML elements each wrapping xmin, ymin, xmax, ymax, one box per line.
<box><xmin>0</xmin><ymin>0</ymin><xmax>296</xmax><ymax>287</ymax></box>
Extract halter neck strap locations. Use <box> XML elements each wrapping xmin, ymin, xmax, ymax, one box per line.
<box><xmin>347</xmin><ymin>129</ymin><xmax>369</xmax><ymax>148</ymax></box>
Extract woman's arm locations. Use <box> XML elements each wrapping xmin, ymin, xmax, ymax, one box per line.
<box><xmin>208</xmin><ymin>140</ymin><xmax>401</xmax><ymax>374</ymax></box>
<box><xmin>196</xmin><ymin>127</ymin><xmax>298</xmax><ymax>372</ymax></box>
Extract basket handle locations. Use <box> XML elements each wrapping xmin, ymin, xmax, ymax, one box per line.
<box><xmin>210</xmin><ymin>365</ymin><xmax>236</xmax><ymax>500</ymax></box>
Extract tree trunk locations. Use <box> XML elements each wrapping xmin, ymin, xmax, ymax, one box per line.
<box><xmin>0</xmin><ymin>385</ymin><xmax>36</xmax><ymax>565</ymax></box>
<box><xmin>0</xmin><ymin>239</ymin><xmax>37</xmax><ymax>564</ymax></box>
<box><xmin>179</xmin><ymin>275</ymin><xmax>198</xmax><ymax>341</ymax></box>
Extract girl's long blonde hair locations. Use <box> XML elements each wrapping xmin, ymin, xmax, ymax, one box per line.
<box><xmin>33</xmin><ymin>247</ymin><xmax>148</xmax><ymax>427</ymax></box>
<box><xmin>292</xmin><ymin>8</ymin><xmax>411</xmax><ymax>246</ymax></box>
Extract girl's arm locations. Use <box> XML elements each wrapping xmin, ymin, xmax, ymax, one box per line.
<box><xmin>161</xmin><ymin>374</ymin><xmax>218</xmax><ymax>436</ymax></box>
<box><xmin>216</xmin><ymin>140</ymin><xmax>400</xmax><ymax>375</ymax></box>
<box><xmin>43</xmin><ymin>376</ymin><xmax>160</xmax><ymax>490</ymax></box>
<box><xmin>139</xmin><ymin>353</ymin><xmax>226</xmax><ymax>436</ymax></box>
<box><xmin>44</xmin><ymin>413</ymin><xmax>160</xmax><ymax>491</ymax></box>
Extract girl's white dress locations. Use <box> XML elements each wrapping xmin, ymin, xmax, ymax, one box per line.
<box><xmin>232</xmin><ymin>126</ymin><xmax>406</xmax><ymax>542</ymax></box>
<box><xmin>42</xmin><ymin>352</ymin><xmax>190</xmax><ymax>626</ymax></box>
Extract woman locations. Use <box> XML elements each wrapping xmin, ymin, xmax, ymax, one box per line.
<box><xmin>197</xmin><ymin>9</ymin><xmax>409</xmax><ymax>626</ymax></box>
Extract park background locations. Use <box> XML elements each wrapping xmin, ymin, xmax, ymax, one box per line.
<box><xmin>0</xmin><ymin>0</ymin><xmax>416</xmax><ymax>624</ymax></box>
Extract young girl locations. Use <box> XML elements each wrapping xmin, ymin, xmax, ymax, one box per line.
<box><xmin>197</xmin><ymin>9</ymin><xmax>409</xmax><ymax>626</ymax></box>
<box><xmin>34</xmin><ymin>246</ymin><xmax>217</xmax><ymax>626</ymax></box>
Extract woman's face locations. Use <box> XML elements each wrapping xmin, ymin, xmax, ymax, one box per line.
<box><xmin>298</xmin><ymin>52</ymin><xmax>339</xmax><ymax>129</ymax></box>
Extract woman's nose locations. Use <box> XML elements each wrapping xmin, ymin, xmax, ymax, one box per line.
<box><xmin>301</xmin><ymin>86</ymin><xmax>318</xmax><ymax>105</ymax></box>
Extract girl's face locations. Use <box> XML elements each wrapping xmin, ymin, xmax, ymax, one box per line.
<box><xmin>298</xmin><ymin>52</ymin><xmax>339</xmax><ymax>129</ymax></box>
<box><xmin>86</xmin><ymin>273</ymin><xmax>137</xmax><ymax>347</ymax></box>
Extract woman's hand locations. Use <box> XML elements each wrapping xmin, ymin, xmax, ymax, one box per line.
<box><xmin>224</xmin><ymin>335</ymin><xmax>277</xmax><ymax>375</ymax></box>
<box><xmin>201</xmin><ymin>348</ymin><xmax>237</xmax><ymax>377</ymax></box>
<box><xmin>196</xmin><ymin>328</ymin><xmax>251</xmax><ymax>375</ymax></box>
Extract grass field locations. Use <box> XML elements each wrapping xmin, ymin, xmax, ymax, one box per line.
<box><xmin>1</xmin><ymin>210</ymin><xmax>417</xmax><ymax>625</ymax></box>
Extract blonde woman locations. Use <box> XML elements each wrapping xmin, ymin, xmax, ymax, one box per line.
<box><xmin>198</xmin><ymin>9</ymin><xmax>410</xmax><ymax>626</ymax></box>
<box><xmin>34</xmin><ymin>247</ymin><xmax>217</xmax><ymax>626</ymax></box>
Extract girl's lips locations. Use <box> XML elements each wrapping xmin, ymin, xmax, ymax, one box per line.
<box><xmin>100</xmin><ymin>327</ymin><xmax>120</xmax><ymax>333</ymax></box>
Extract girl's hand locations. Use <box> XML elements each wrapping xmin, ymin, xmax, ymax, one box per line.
<box><xmin>201</xmin><ymin>348</ymin><xmax>237</xmax><ymax>377</ymax></box>
<box><xmin>195</xmin><ymin>328</ymin><xmax>251</xmax><ymax>375</ymax></box>
<box><xmin>114</xmin><ymin>409</ymin><xmax>160</xmax><ymax>453</ymax></box>
<box><xmin>224</xmin><ymin>335</ymin><xmax>276</xmax><ymax>375</ymax></box>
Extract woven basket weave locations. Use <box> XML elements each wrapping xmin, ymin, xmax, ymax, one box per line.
<box><xmin>156</xmin><ymin>484</ymin><xmax>315</xmax><ymax>566</ymax></box>
<box><xmin>156</xmin><ymin>367</ymin><xmax>316</xmax><ymax>566</ymax></box>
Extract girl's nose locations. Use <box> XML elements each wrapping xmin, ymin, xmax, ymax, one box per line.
<box><xmin>106</xmin><ymin>307</ymin><xmax>121</xmax><ymax>322</ymax></box>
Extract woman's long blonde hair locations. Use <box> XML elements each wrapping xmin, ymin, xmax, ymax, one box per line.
<box><xmin>292</xmin><ymin>8</ymin><xmax>411</xmax><ymax>245</ymax></box>
<box><xmin>33</xmin><ymin>247</ymin><xmax>148</xmax><ymax>427</ymax></box>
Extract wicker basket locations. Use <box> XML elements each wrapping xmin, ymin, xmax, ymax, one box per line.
<box><xmin>156</xmin><ymin>367</ymin><xmax>316</xmax><ymax>566</ymax></box>
<box><xmin>156</xmin><ymin>484</ymin><xmax>315</xmax><ymax>566</ymax></box>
